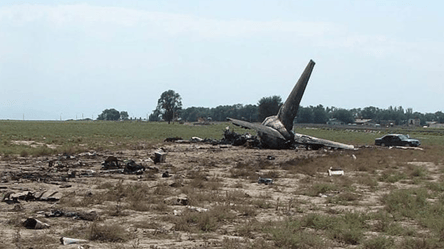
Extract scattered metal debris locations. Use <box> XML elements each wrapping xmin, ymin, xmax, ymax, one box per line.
<box><xmin>101</xmin><ymin>157</ymin><xmax>145</xmax><ymax>174</ymax></box>
<box><xmin>173</xmin><ymin>205</ymin><xmax>208</xmax><ymax>216</ymax></box>
<box><xmin>163</xmin><ymin>129</ymin><xmax>261</xmax><ymax>147</ymax></box>
<box><xmin>152</xmin><ymin>148</ymin><xmax>167</xmax><ymax>164</ymax></box>
<box><xmin>78</xmin><ymin>151</ymin><xmax>98</xmax><ymax>158</ymax></box>
<box><xmin>191</xmin><ymin>137</ymin><xmax>204</xmax><ymax>142</ymax></box>
<box><xmin>221</xmin><ymin>128</ymin><xmax>260</xmax><ymax>147</ymax></box>
<box><xmin>390</xmin><ymin>146</ymin><xmax>424</xmax><ymax>151</ymax></box>
<box><xmin>102</xmin><ymin>156</ymin><xmax>120</xmax><ymax>169</ymax></box>
<box><xmin>23</xmin><ymin>218</ymin><xmax>50</xmax><ymax>229</ymax></box>
<box><xmin>2</xmin><ymin>191</ymin><xmax>60</xmax><ymax>203</ymax></box>
<box><xmin>123</xmin><ymin>160</ymin><xmax>145</xmax><ymax>174</ymax></box>
<box><xmin>164</xmin><ymin>137</ymin><xmax>182</xmax><ymax>142</ymax></box>
<box><xmin>164</xmin><ymin>195</ymin><xmax>189</xmax><ymax>206</ymax></box>
<box><xmin>258</xmin><ymin>177</ymin><xmax>273</xmax><ymax>185</ymax></box>
<box><xmin>187</xmin><ymin>206</ymin><xmax>208</xmax><ymax>212</ymax></box>
<box><xmin>328</xmin><ymin>167</ymin><xmax>344</xmax><ymax>176</ymax></box>
<box><xmin>162</xmin><ymin>171</ymin><xmax>171</xmax><ymax>178</ymax></box>
<box><xmin>45</xmin><ymin>210</ymin><xmax>98</xmax><ymax>221</ymax></box>
<box><xmin>79</xmin><ymin>170</ymin><xmax>96</xmax><ymax>177</ymax></box>
<box><xmin>318</xmin><ymin>191</ymin><xmax>339</xmax><ymax>198</ymax></box>
<box><xmin>60</xmin><ymin>237</ymin><xmax>89</xmax><ymax>245</ymax></box>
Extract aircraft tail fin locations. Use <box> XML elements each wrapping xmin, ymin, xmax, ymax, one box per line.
<box><xmin>277</xmin><ymin>59</ymin><xmax>315</xmax><ymax>132</ymax></box>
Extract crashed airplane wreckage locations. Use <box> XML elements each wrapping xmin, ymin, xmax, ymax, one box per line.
<box><xmin>228</xmin><ymin>60</ymin><xmax>354</xmax><ymax>150</ymax></box>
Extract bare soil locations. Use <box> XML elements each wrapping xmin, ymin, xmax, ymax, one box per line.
<box><xmin>0</xmin><ymin>142</ymin><xmax>437</xmax><ymax>248</ymax></box>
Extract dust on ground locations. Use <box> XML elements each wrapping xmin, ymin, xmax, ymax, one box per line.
<box><xmin>0</xmin><ymin>142</ymin><xmax>438</xmax><ymax>248</ymax></box>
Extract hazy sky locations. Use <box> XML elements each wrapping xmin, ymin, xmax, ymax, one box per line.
<box><xmin>1</xmin><ymin>0</ymin><xmax>443</xmax><ymax>120</ymax></box>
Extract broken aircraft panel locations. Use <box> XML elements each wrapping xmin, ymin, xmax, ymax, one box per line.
<box><xmin>294</xmin><ymin>133</ymin><xmax>354</xmax><ymax>150</ymax></box>
<box><xmin>228</xmin><ymin>59</ymin><xmax>354</xmax><ymax>150</ymax></box>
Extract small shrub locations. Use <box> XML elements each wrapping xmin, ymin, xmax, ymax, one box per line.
<box><xmin>235</xmin><ymin>220</ymin><xmax>262</xmax><ymax>238</ymax></box>
<box><xmin>88</xmin><ymin>222</ymin><xmax>129</xmax><ymax>242</ymax></box>
<box><xmin>378</xmin><ymin>171</ymin><xmax>406</xmax><ymax>183</ymax></box>
<box><xmin>96</xmin><ymin>181</ymin><xmax>115</xmax><ymax>189</ymax></box>
<box><xmin>229</xmin><ymin>167</ymin><xmax>257</xmax><ymax>179</ymax></box>
<box><xmin>302</xmin><ymin>212</ymin><xmax>367</xmax><ymax>245</ymax></box>
<box><xmin>304</xmin><ymin>183</ymin><xmax>338</xmax><ymax>197</ymax></box>
<box><xmin>235</xmin><ymin>204</ymin><xmax>258</xmax><ymax>217</ymax></box>
<box><xmin>173</xmin><ymin>205</ymin><xmax>235</xmax><ymax>233</ymax></box>
<box><xmin>153</xmin><ymin>183</ymin><xmax>171</xmax><ymax>195</ymax></box>
<box><xmin>327</xmin><ymin>191</ymin><xmax>361</xmax><ymax>205</ymax></box>
<box><xmin>409</xmin><ymin>166</ymin><xmax>428</xmax><ymax>178</ymax></box>
<box><xmin>252</xmin><ymin>199</ymin><xmax>272</xmax><ymax>209</ymax></box>
<box><xmin>19</xmin><ymin>150</ymin><xmax>29</xmax><ymax>157</ymax></box>
<box><xmin>6</xmin><ymin>215</ymin><xmax>22</xmax><ymax>227</ymax></box>
<box><xmin>372</xmin><ymin>211</ymin><xmax>393</xmax><ymax>233</ymax></box>
<box><xmin>399</xmin><ymin>237</ymin><xmax>442</xmax><ymax>249</ymax></box>
<box><xmin>267</xmin><ymin>218</ymin><xmax>326</xmax><ymax>248</ymax></box>
<box><xmin>362</xmin><ymin>236</ymin><xmax>395</xmax><ymax>249</ymax></box>
<box><xmin>302</xmin><ymin>213</ymin><xmax>333</xmax><ymax>230</ymax></box>
<box><xmin>382</xmin><ymin>188</ymin><xmax>429</xmax><ymax>219</ymax></box>
<box><xmin>356</xmin><ymin>175</ymin><xmax>378</xmax><ymax>189</ymax></box>
<box><xmin>280</xmin><ymin>158</ymin><xmax>318</xmax><ymax>176</ymax></box>
<box><xmin>225</xmin><ymin>190</ymin><xmax>249</xmax><ymax>204</ymax></box>
<box><xmin>32</xmin><ymin>146</ymin><xmax>55</xmax><ymax>156</ymax></box>
<box><xmin>426</xmin><ymin>182</ymin><xmax>444</xmax><ymax>192</ymax></box>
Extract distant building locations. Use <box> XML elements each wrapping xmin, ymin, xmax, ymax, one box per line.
<box><xmin>354</xmin><ymin>119</ymin><xmax>374</xmax><ymax>126</ymax></box>
<box><xmin>428</xmin><ymin>122</ymin><xmax>444</xmax><ymax>128</ymax></box>
<box><xmin>327</xmin><ymin>118</ymin><xmax>344</xmax><ymax>126</ymax></box>
<box><xmin>408</xmin><ymin>118</ymin><xmax>421</xmax><ymax>127</ymax></box>
<box><xmin>380</xmin><ymin>120</ymin><xmax>396</xmax><ymax>127</ymax></box>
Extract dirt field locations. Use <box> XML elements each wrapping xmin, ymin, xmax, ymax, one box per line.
<box><xmin>0</xmin><ymin>140</ymin><xmax>443</xmax><ymax>248</ymax></box>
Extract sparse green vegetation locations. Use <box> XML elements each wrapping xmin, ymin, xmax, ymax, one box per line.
<box><xmin>1</xmin><ymin>120</ymin><xmax>444</xmax><ymax>248</ymax></box>
<box><xmin>0</xmin><ymin>120</ymin><xmax>235</xmax><ymax>157</ymax></box>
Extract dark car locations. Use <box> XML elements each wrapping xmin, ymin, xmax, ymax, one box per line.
<box><xmin>375</xmin><ymin>134</ymin><xmax>420</xmax><ymax>147</ymax></box>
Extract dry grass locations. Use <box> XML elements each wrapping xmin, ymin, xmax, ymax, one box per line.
<box><xmin>2</xmin><ymin>123</ymin><xmax>444</xmax><ymax>248</ymax></box>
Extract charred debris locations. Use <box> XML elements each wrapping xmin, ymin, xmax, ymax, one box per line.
<box><xmin>228</xmin><ymin>60</ymin><xmax>355</xmax><ymax>150</ymax></box>
<box><xmin>164</xmin><ymin>60</ymin><xmax>355</xmax><ymax>150</ymax></box>
<box><xmin>0</xmin><ymin>149</ymin><xmax>169</xmax><ymax>199</ymax></box>
<box><xmin>163</xmin><ymin>127</ymin><xmax>261</xmax><ymax>148</ymax></box>
<box><xmin>164</xmin><ymin>125</ymin><xmax>346</xmax><ymax>150</ymax></box>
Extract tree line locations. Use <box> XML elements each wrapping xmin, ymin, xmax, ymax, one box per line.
<box><xmin>178</xmin><ymin>104</ymin><xmax>444</xmax><ymax>126</ymax></box>
<box><xmin>98</xmin><ymin>90</ymin><xmax>444</xmax><ymax>126</ymax></box>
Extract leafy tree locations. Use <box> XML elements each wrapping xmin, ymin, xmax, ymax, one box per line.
<box><xmin>436</xmin><ymin>111</ymin><xmax>444</xmax><ymax>123</ymax></box>
<box><xmin>120</xmin><ymin>111</ymin><xmax>129</xmax><ymax>120</ymax></box>
<box><xmin>180</xmin><ymin>107</ymin><xmax>211</xmax><ymax>122</ymax></box>
<box><xmin>258</xmin><ymin>96</ymin><xmax>282</xmax><ymax>121</ymax></box>
<box><xmin>179</xmin><ymin>104</ymin><xmax>258</xmax><ymax>122</ymax></box>
<box><xmin>149</xmin><ymin>109</ymin><xmax>161</xmax><ymax>121</ymax></box>
<box><xmin>350</xmin><ymin>108</ymin><xmax>361</xmax><ymax>119</ymax></box>
<box><xmin>361</xmin><ymin>106</ymin><xmax>379</xmax><ymax>119</ymax></box>
<box><xmin>423</xmin><ymin>113</ymin><xmax>437</xmax><ymax>125</ymax></box>
<box><xmin>332</xmin><ymin>108</ymin><xmax>354</xmax><ymax>124</ymax></box>
<box><xmin>296</xmin><ymin>106</ymin><xmax>314</xmax><ymax>123</ymax></box>
<box><xmin>212</xmin><ymin>105</ymin><xmax>237</xmax><ymax>121</ymax></box>
<box><xmin>97</xmin><ymin>108</ymin><xmax>121</xmax><ymax>121</ymax></box>
<box><xmin>312</xmin><ymin>105</ymin><xmax>328</xmax><ymax>124</ymax></box>
<box><xmin>239</xmin><ymin>104</ymin><xmax>258</xmax><ymax>122</ymax></box>
<box><xmin>152</xmin><ymin>90</ymin><xmax>182</xmax><ymax>124</ymax></box>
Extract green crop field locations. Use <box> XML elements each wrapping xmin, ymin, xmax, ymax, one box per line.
<box><xmin>0</xmin><ymin>121</ymin><xmax>233</xmax><ymax>157</ymax></box>
<box><xmin>1</xmin><ymin>120</ymin><xmax>443</xmax><ymax>157</ymax></box>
